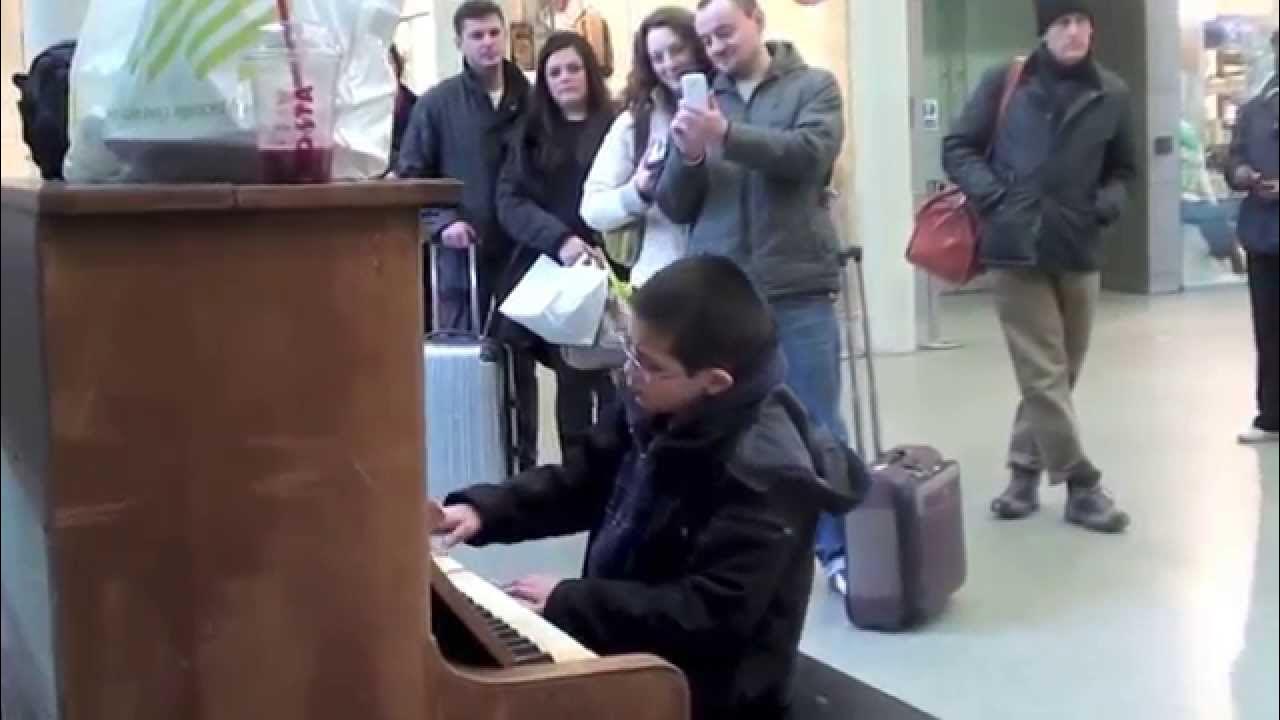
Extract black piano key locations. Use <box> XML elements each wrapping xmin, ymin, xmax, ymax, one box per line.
<box><xmin>512</xmin><ymin>651</ymin><xmax>554</xmax><ymax>666</ymax></box>
<box><xmin>509</xmin><ymin>640</ymin><xmax>542</xmax><ymax>655</ymax></box>
<box><xmin>510</xmin><ymin>643</ymin><xmax>548</xmax><ymax>658</ymax></box>
<box><xmin>450</xmin><ymin>586</ymin><xmax>558</xmax><ymax>666</ymax></box>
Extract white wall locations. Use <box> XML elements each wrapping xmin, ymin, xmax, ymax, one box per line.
<box><xmin>851</xmin><ymin>0</ymin><xmax>916</xmax><ymax>353</ymax></box>
<box><xmin>2</xmin><ymin>0</ymin><xmax>29</xmax><ymax>177</ymax></box>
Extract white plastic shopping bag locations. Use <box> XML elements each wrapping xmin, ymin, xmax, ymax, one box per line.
<box><xmin>500</xmin><ymin>256</ymin><xmax>609</xmax><ymax>346</ymax></box>
<box><xmin>64</xmin><ymin>0</ymin><xmax>402</xmax><ymax>183</ymax></box>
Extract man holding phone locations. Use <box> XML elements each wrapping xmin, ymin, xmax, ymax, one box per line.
<box><xmin>654</xmin><ymin>0</ymin><xmax>851</xmax><ymax>593</ymax></box>
<box><xmin>1226</xmin><ymin>30</ymin><xmax>1279</xmax><ymax>445</ymax></box>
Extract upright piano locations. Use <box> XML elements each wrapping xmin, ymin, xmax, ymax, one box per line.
<box><xmin>0</xmin><ymin>180</ymin><xmax>688</xmax><ymax>720</ymax></box>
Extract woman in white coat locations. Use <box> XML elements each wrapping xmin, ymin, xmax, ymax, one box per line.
<box><xmin>580</xmin><ymin>7</ymin><xmax>711</xmax><ymax>286</ymax></box>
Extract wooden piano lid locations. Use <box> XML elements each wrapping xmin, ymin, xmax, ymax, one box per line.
<box><xmin>0</xmin><ymin>178</ymin><xmax>462</xmax><ymax>215</ymax></box>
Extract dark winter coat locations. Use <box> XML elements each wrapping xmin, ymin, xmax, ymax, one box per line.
<box><xmin>490</xmin><ymin>111</ymin><xmax>613</xmax><ymax>346</ymax></box>
<box><xmin>448</xmin><ymin>353</ymin><xmax>865</xmax><ymax>720</ymax></box>
<box><xmin>1225</xmin><ymin>78</ymin><xmax>1279</xmax><ymax>256</ymax></box>
<box><xmin>397</xmin><ymin>60</ymin><xmax>531</xmax><ymax>301</ymax></box>
<box><xmin>942</xmin><ymin>49</ymin><xmax>1137</xmax><ymax>272</ymax></box>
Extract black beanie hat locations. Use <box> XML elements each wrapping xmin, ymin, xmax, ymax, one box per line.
<box><xmin>1036</xmin><ymin>0</ymin><xmax>1093</xmax><ymax>36</ymax></box>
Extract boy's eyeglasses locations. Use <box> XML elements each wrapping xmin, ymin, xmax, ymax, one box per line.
<box><xmin>620</xmin><ymin>336</ymin><xmax>678</xmax><ymax>384</ymax></box>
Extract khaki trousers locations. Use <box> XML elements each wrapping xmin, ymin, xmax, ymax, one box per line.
<box><xmin>992</xmin><ymin>268</ymin><xmax>1101</xmax><ymax>485</ymax></box>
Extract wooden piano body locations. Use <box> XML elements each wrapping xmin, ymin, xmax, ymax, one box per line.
<box><xmin>0</xmin><ymin>180</ymin><xmax>687</xmax><ymax>720</ymax></box>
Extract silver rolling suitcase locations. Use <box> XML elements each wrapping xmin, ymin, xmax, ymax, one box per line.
<box><xmin>424</xmin><ymin>243</ymin><xmax>516</xmax><ymax>501</ymax></box>
<box><xmin>837</xmin><ymin>246</ymin><xmax>966</xmax><ymax>631</ymax></box>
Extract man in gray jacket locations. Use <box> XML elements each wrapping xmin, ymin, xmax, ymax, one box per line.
<box><xmin>943</xmin><ymin>1</ymin><xmax>1134</xmax><ymax>533</ymax></box>
<box><xmin>655</xmin><ymin>0</ymin><xmax>850</xmax><ymax>592</ymax></box>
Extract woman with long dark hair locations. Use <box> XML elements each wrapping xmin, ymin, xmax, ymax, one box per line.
<box><xmin>580</xmin><ymin>7</ymin><xmax>711</xmax><ymax>285</ymax></box>
<box><xmin>496</xmin><ymin>31</ymin><xmax>617</xmax><ymax>463</ymax></box>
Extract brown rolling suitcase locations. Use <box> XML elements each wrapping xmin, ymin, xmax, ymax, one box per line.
<box><xmin>837</xmin><ymin>246</ymin><xmax>967</xmax><ymax>631</ymax></box>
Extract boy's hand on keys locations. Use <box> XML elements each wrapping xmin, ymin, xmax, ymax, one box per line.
<box><xmin>503</xmin><ymin>575</ymin><xmax>561</xmax><ymax>615</ymax></box>
<box><xmin>431</xmin><ymin>501</ymin><xmax>482</xmax><ymax>551</ymax></box>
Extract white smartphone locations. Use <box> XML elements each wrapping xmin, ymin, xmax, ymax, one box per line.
<box><xmin>680</xmin><ymin>72</ymin><xmax>710</xmax><ymax>110</ymax></box>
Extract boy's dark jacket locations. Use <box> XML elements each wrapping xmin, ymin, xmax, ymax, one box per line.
<box><xmin>447</xmin><ymin>353</ymin><xmax>866</xmax><ymax>719</ymax></box>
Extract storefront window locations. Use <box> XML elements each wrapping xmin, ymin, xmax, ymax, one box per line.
<box><xmin>1179</xmin><ymin>2</ymin><xmax>1277</xmax><ymax>287</ymax></box>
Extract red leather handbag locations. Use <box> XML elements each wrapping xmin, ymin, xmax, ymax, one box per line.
<box><xmin>907</xmin><ymin>59</ymin><xmax>1025</xmax><ymax>285</ymax></box>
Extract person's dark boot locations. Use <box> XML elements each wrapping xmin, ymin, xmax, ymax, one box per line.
<box><xmin>990</xmin><ymin>468</ymin><xmax>1041</xmax><ymax>519</ymax></box>
<box><xmin>1065</xmin><ymin>473</ymin><xmax>1130</xmax><ymax>534</ymax></box>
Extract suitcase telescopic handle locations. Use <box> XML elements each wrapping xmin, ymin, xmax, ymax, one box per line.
<box><xmin>426</xmin><ymin>226</ymin><xmax>482</xmax><ymax>338</ymax></box>
<box><xmin>837</xmin><ymin>245</ymin><xmax>863</xmax><ymax>266</ymax></box>
<box><xmin>836</xmin><ymin>240</ymin><xmax>883</xmax><ymax>460</ymax></box>
<box><xmin>826</xmin><ymin>190</ymin><xmax>883</xmax><ymax>457</ymax></box>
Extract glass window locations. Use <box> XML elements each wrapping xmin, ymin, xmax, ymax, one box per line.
<box><xmin>1179</xmin><ymin>3</ymin><xmax>1276</xmax><ymax>286</ymax></box>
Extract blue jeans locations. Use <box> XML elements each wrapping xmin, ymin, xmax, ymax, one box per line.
<box><xmin>773</xmin><ymin>296</ymin><xmax>848</xmax><ymax>569</ymax></box>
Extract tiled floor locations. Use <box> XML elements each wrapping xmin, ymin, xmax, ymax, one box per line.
<box><xmin>800</xmin><ymin>286</ymin><xmax>1278</xmax><ymax>720</ymax></box>
<box><xmin>452</xmin><ymin>285</ymin><xmax>1278</xmax><ymax>720</ymax></box>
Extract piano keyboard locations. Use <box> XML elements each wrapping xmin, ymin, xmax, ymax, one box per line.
<box><xmin>433</xmin><ymin>556</ymin><xmax>597</xmax><ymax>665</ymax></box>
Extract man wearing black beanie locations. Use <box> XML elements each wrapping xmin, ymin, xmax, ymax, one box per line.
<box><xmin>943</xmin><ymin>2</ymin><xmax>1136</xmax><ymax>533</ymax></box>
<box><xmin>1036</xmin><ymin>0</ymin><xmax>1093</xmax><ymax>37</ymax></box>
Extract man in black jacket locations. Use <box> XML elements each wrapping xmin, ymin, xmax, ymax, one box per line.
<box><xmin>398</xmin><ymin>0</ymin><xmax>537</xmax><ymax>469</ymax></box>
<box><xmin>943</xmin><ymin>0</ymin><xmax>1135</xmax><ymax>533</ymax></box>
<box><xmin>434</xmin><ymin>256</ymin><xmax>864</xmax><ymax>720</ymax></box>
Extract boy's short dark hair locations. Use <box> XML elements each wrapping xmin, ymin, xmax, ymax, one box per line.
<box><xmin>453</xmin><ymin>0</ymin><xmax>505</xmax><ymax>36</ymax></box>
<box><xmin>632</xmin><ymin>255</ymin><xmax>777</xmax><ymax>374</ymax></box>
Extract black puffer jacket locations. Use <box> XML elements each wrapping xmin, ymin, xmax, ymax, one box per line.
<box><xmin>491</xmin><ymin>112</ymin><xmax>613</xmax><ymax>346</ymax></box>
<box><xmin>448</xmin><ymin>353</ymin><xmax>866</xmax><ymax>720</ymax></box>
<box><xmin>942</xmin><ymin>48</ymin><xmax>1137</xmax><ymax>272</ymax></box>
<box><xmin>496</xmin><ymin>113</ymin><xmax>614</xmax><ymax>259</ymax></box>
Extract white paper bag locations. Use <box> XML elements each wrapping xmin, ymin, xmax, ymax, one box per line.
<box><xmin>499</xmin><ymin>256</ymin><xmax>609</xmax><ymax>346</ymax></box>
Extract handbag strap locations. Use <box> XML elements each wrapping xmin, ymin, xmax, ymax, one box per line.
<box><xmin>632</xmin><ymin>104</ymin><xmax>652</xmax><ymax>171</ymax></box>
<box><xmin>985</xmin><ymin>57</ymin><xmax>1027</xmax><ymax>159</ymax></box>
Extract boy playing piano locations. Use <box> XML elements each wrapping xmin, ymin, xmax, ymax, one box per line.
<box><xmin>434</xmin><ymin>256</ymin><xmax>865</xmax><ymax>720</ymax></box>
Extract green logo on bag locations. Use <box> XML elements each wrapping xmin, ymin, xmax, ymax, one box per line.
<box><xmin>127</xmin><ymin>0</ymin><xmax>277</xmax><ymax>81</ymax></box>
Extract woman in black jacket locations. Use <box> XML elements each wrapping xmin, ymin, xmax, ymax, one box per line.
<box><xmin>496</xmin><ymin>32</ymin><xmax>617</xmax><ymax>464</ymax></box>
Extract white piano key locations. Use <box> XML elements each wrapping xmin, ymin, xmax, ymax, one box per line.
<box><xmin>443</xmin><ymin>567</ymin><xmax>597</xmax><ymax>664</ymax></box>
